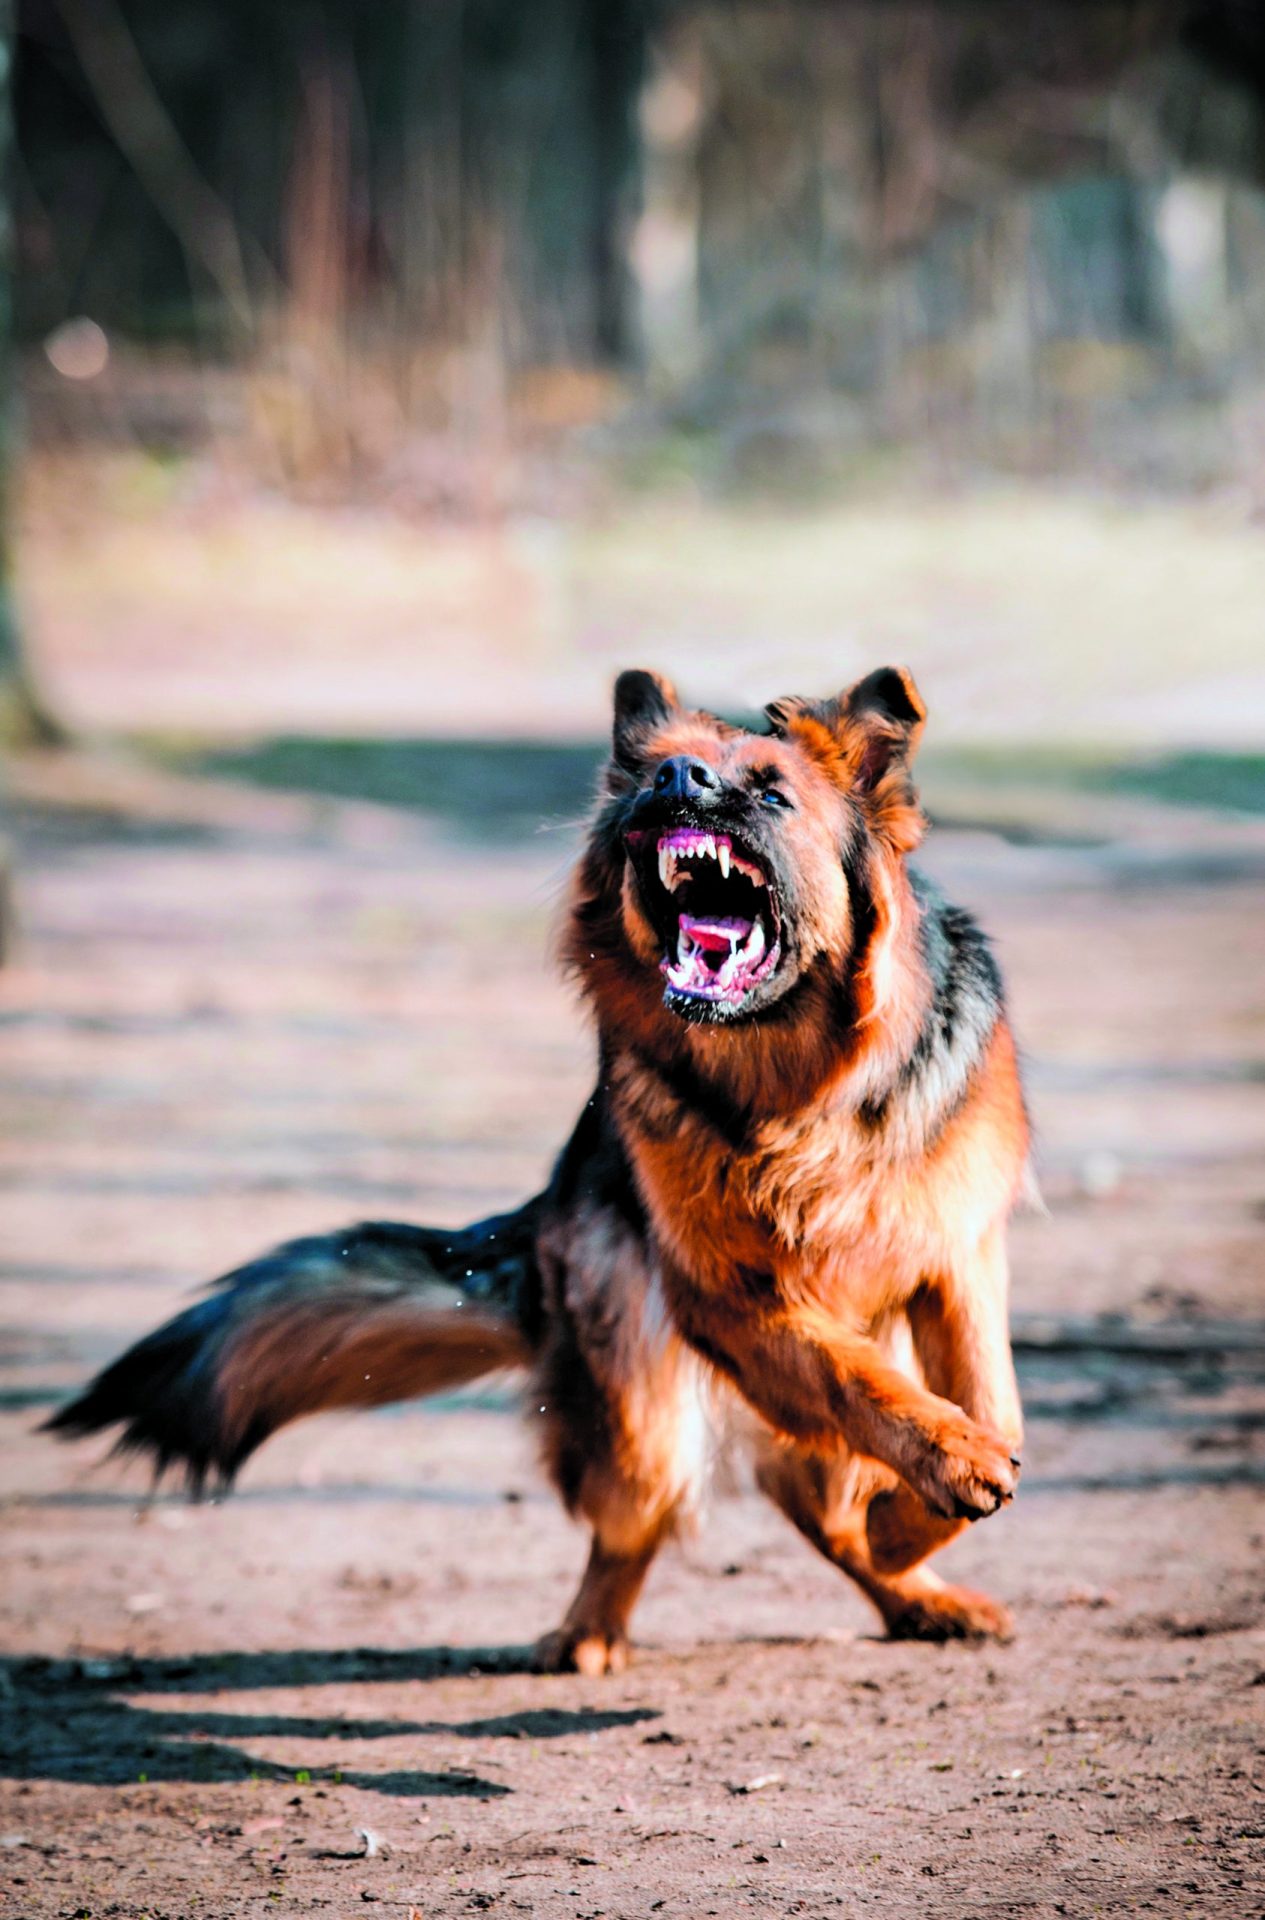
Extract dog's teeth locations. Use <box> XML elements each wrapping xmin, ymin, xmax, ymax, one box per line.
<box><xmin>703</xmin><ymin>835</ymin><xmax>716</xmax><ymax>863</ymax></box>
<box><xmin>746</xmin><ymin>919</ymin><xmax>765</xmax><ymax>963</ymax></box>
<box><xmin>717</xmin><ymin>841</ymin><xmax>730</xmax><ymax>879</ymax></box>
<box><xmin>658</xmin><ymin>846</ymin><xmax>670</xmax><ymax>888</ymax></box>
<box><xmin>668</xmin><ymin>930</ymin><xmax>695</xmax><ymax>987</ymax></box>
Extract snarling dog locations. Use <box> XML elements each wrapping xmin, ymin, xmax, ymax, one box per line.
<box><xmin>49</xmin><ymin>667</ymin><xmax>1028</xmax><ymax>1671</ymax></box>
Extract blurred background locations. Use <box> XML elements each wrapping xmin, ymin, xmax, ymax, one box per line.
<box><xmin>5</xmin><ymin>0</ymin><xmax>1265</xmax><ymax>1594</ymax></box>
<box><xmin>1</xmin><ymin>8</ymin><xmax>1264</xmax><ymax>1908</ymax></box>
<box><xmin>7</xmin><ymin>0</ymin><xmax>1265</xmax><ymax>744</ymax></box>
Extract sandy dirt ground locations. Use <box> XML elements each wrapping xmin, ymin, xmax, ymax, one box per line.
<box><xmin>1</xmin><ymin>745</ymin><xmax>1263</xmax><ymax>1920</ymax></box>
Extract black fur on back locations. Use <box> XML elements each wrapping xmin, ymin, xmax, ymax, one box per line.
<box><xmin>856</xmin><ymin>866</ymin><xmax>1006</xmax><ymax>1134</ymax></box>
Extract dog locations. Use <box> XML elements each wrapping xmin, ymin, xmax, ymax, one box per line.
<box><xmin>49</xmin><ymin>666</ymin><xmax>1027</xmax><ymax>1672</ymax></box>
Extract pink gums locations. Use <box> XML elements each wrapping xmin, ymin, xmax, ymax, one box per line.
<box><xmin>658</xmin><ymin>827</ymin><xmax>731</xmax><ymax>856</ymax></box>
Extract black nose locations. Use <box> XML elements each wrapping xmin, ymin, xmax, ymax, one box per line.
<box><xmin>653</xmin><ymin>755</ymin><xmax>720</xmax><ymax>801</ymax></box>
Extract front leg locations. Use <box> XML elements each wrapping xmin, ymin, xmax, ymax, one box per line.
<box><xmin>670</xmin><ymin>1285</ymin><xmax>1019</xmax><ymax>1524</ymax></box>
<box><xmin>868</xmin><ymin>1225</ymin><xmax>1024</xmax><ymax>1572</ymax></box>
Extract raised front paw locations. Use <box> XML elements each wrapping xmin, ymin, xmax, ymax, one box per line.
<box><xmin>907</xmin><ymin>1408</ymin><xmax>1020</xmax><ymax>1522</ymax></box>
<box><xmin>533</xmin><ymin>1625</ymin><xmax>631</xmax><ymax>1676</ymax></box>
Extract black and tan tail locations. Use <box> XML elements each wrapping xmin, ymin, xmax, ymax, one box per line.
<box><xmin>44</xmin><ymin>1201</ymin><xmax>544</xmax><ymax>1493</ymax></box>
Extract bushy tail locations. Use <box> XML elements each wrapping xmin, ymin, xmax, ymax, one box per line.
<box><xmin>44</xmin><ymin>1201</ymin><xmax>543</xmax><ymax>1493</ymax></box>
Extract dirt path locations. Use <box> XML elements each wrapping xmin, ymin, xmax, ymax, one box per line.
<box><xmin>1</xmin><ymin>757</ymin><xmax>1262</xmax><ymax>1919</ymax></box>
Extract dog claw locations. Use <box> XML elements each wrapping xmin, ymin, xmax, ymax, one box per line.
<box><xmin>909</xmin><ymin>1407</ymin><xmax>1020</xmax><ymax>1523</ymax></box>
<box><xmin>533</xmin><ymin>1627</ymin><xmax>630</xmax><ymax>1676</ymax></box>
<box><xmin>887</xmin><ymin>1584</ymin><xmax>1015</xmax><ymax>1644</ymax></box>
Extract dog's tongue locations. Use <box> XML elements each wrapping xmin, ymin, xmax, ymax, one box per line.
<box><xmin>679</xmin><ymin>913</ymin><xmax>754</xmax><ymax>952</ymax></box>
<box><xmin>663</xmin><ymin>911</ymin><xmax>770</xmax><ymax>1001</ymax></box>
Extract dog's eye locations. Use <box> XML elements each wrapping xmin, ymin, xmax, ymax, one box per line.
<box><xmin>760</xmin><ymin>787</ymin><xmax>792</xmax><ymax>810</ymax></box>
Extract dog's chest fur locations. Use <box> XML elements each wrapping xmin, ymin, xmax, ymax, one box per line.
<box><xmin>608</xmin><ymin>1020</ymin><xmax>1023</xmax><ymax>1327</ymax></box>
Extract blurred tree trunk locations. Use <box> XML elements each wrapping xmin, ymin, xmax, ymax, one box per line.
<box><xmin>0</xmin><ymin>0</ymin><xmax>58</xmax><ymax>750</ymax></box>
<box><xmin>0</xmin><ymin>0</ymin><xmax>60</xmax><ymax>969</ymax></box>
<box><xmin>0</xmin><ymin>510</ymin><xmax>56</xmax><ymax>749</ymax></box>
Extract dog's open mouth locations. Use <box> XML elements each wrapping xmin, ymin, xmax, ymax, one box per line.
<box><xmin>650</xmin><ymin>827</ymin><xmax>781</xmax><ymax>1008</ymax></box>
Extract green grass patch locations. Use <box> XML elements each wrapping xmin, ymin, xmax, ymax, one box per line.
<box><xmin>184</xmin><ymin>736</ymin><xmax>606</xmax><ymax>843</ymax></box>
<box><xmin>141</xmin><ymin>736</ymin><xmax>1264</xmax><ymax>845</ymax></box>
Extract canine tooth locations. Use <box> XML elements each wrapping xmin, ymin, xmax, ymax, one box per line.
<box><xmin>746</xmin><ymin>919</ymin><xmax>765</xmax><ymax>963</ymax></box>
<box><xmin>659</xmin><ymin>846</ymin><xmax>670</xmax><ymax>888</ymax></box>
<box><xmin>718</xmin><ymin>841</ymin><xmax>731</xmax><ymax>879</ymax></box>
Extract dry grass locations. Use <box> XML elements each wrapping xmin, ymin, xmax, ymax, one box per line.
<box><xmin>17</xmin><ymin>449</ymin><xmax>1265</xmax><ymax>746</ymax></box>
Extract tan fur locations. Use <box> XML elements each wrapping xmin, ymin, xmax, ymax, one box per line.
<box><xmin>55</xmin><ymin>664</ymin><xmax>1027</xmax><ymax>1670</ymax></box>
<box><xmin>536</xmin><ymin>666</ymin><xmax>1028</xmax><ymax>1665</ymax></box>
<box><xmin>218</xmin><ymin>1302</ymin><xmax>526</xmax><ymax>1450</ymax></box>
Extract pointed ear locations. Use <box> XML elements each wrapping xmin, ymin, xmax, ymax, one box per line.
<box><xmin>612</xmin><ymin>669</ymin><xmax>680</xmax><ymax>773</ymax></box>
<box><xmin>840</xmin><ymin>665</ymin><xmax>926</xmax><ymax>792</ymax></box>
<box><xmin>766</xmin><ymin>665</ymin><xmax>925</xmax><ymax>789</ymax></box>
<box><xmin>767</xmin><ymin>666</ymin><xmax>926</xmax><ymax>851</ymax></box>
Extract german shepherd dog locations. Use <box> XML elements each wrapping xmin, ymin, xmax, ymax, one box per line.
<box><xmin>50</xmin><ymin>667</ymin><xmax>1028</xmax><ymax>1672</ymax></box>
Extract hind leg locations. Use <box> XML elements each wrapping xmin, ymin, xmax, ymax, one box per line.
<box><xmin>754</xmin><ymin>1440</ymin><xmax>1013</xmax><ymax>1643</ymax></box>
<box><xmin>533</xmin><ymin>1213</ymin><xmax>709</xmax><ymax>1674</ymax></box>
<box><xmin>534</xmin><ymin>1525</ymin><xmax>673</xmax><ymax>1676</ymax></box>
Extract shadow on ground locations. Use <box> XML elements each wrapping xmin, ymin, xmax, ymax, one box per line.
<box><xmin>2</xmin><ymin>1647</ymin><xmax>661</xmax><ymax>1792</ymax></box>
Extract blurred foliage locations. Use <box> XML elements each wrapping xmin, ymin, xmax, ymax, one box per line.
<box><xmin>13</xmin><ymin>2</ymin><xmax>1265</xmax><ymax>506</ymax></box>
<box><xmin>18</xmin><ymin>0</ymin><xmax>644</xmax><ymax>355</ymax></box>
